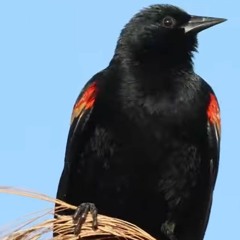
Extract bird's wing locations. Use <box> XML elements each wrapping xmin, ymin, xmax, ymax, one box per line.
<box><xmin>202</xmin><ymin>92</ymin><xmax>221</xmax><ymax>230</ymax></box>
<box><xmin>56</xmin><ymin>78</ymin><xmax>98</xmax><ymax>201</ymax></box>
<box><xmin>207</xmin><ymin>92</ymin><xmax>221</xmax><ymax>189</ymax></box>
<box><xmin>66</xmin><ymin>79</ymin><xmax>98</xmax><ymax>154</ymax></box>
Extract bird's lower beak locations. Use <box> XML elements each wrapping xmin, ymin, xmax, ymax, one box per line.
<box><xmin>183</xmin><ymin>15</ymin><xmax>226</xmax><ymax>34</ymax></box>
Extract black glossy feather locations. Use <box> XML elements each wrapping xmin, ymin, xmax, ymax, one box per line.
<box><xmin>55</xmin><ymin>4</ymin><xmax>223</xmax><ymax>240</ymax></box>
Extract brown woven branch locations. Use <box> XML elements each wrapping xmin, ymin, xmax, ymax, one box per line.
<box><xmin>0</xmin><ymin>186</ymin><xmax>156</xmax><ymax>240</ymax></box>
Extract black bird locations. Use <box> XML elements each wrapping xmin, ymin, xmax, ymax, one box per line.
<box><xmin>55</xmin><ymin>4</ymin><xmax>225</xmax><ymax>240</ymax></box>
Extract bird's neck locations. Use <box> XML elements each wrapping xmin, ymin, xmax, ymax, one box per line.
<box><xmin>111</xmin><ymin>52</ymin><xmax>194</xmax><ymax>94</ymax></box>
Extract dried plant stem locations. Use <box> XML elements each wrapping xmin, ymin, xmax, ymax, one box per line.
<box><xmin>0</xmin><ymin>186</ymin><xmax>156</xmax><ymax>240</ymax></box>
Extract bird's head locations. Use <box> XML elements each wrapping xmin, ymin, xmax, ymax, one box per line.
<box><xmin>115</xmin><ymin>4</ymin><xmax>226</xmax><ymax>69</ymax></box>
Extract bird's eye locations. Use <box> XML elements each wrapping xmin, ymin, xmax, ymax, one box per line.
<box><xmin>162</xmin><ymin>16</ymin><xmax>176</xmax><ymax>28</ymax></box>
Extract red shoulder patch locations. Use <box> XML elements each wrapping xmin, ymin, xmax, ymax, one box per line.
<box><xmin>71</xmin><ymin>82</ymin><xmax>97</xmax><ymax>123</ymax></box>
<box><xmin>207</xmin><ymin>93</ymin><xmax>221</xmax><ymax>133</ymax></box>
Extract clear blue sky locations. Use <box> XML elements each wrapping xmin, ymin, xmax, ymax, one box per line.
<box><xmin>0</xmin><ymin>1</ymin><xmax>238</xmax><ymax>239</ymax></box>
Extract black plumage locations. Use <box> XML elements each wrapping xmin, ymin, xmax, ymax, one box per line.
<box><xmin>55</xmin><ymin>4</ymin><xmax>225</xmax><ymax>240</ymax></box>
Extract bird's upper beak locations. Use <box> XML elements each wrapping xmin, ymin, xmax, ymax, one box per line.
<box><xmin>183</xmin><ymin>15</ymin><xmax>227</xmax><ymax>34</ymax></box>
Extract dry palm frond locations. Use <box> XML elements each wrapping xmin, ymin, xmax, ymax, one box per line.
<box><xmin>0</xmin><ymin>186</ymin><xmax>156</xmax><ymax>240</ymax></box>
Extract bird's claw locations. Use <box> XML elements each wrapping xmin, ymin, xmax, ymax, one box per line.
<box><xmin>161</xmin><ymin>221</ymin><xmax>177</xmax><ymax>240</ymax></box>
<box><xmin>72</xmin><ymin>202</ymin><xmax>98</xmax><ymax>235</ymax></box>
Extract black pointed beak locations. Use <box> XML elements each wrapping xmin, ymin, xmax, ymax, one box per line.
<box><xmin>183</xmin><ymin>15</ymin><xmax>227</xmax><ymax>34</ymax></box>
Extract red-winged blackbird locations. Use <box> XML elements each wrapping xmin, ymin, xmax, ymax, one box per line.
<box><xmin>55</xmin><ymin>4</ymin><xmax>225</xmax><ymax>240</ymax></box>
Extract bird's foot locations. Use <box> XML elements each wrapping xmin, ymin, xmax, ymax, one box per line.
<box><xmin>72</xmin><ymin>202</ymin><xmax>98</xmax><ymax>235</ymax></box>
<box><xmin>161</xmin><ymin>221</ymin><xmax>177</xmax><ymax>240</ymax></box>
